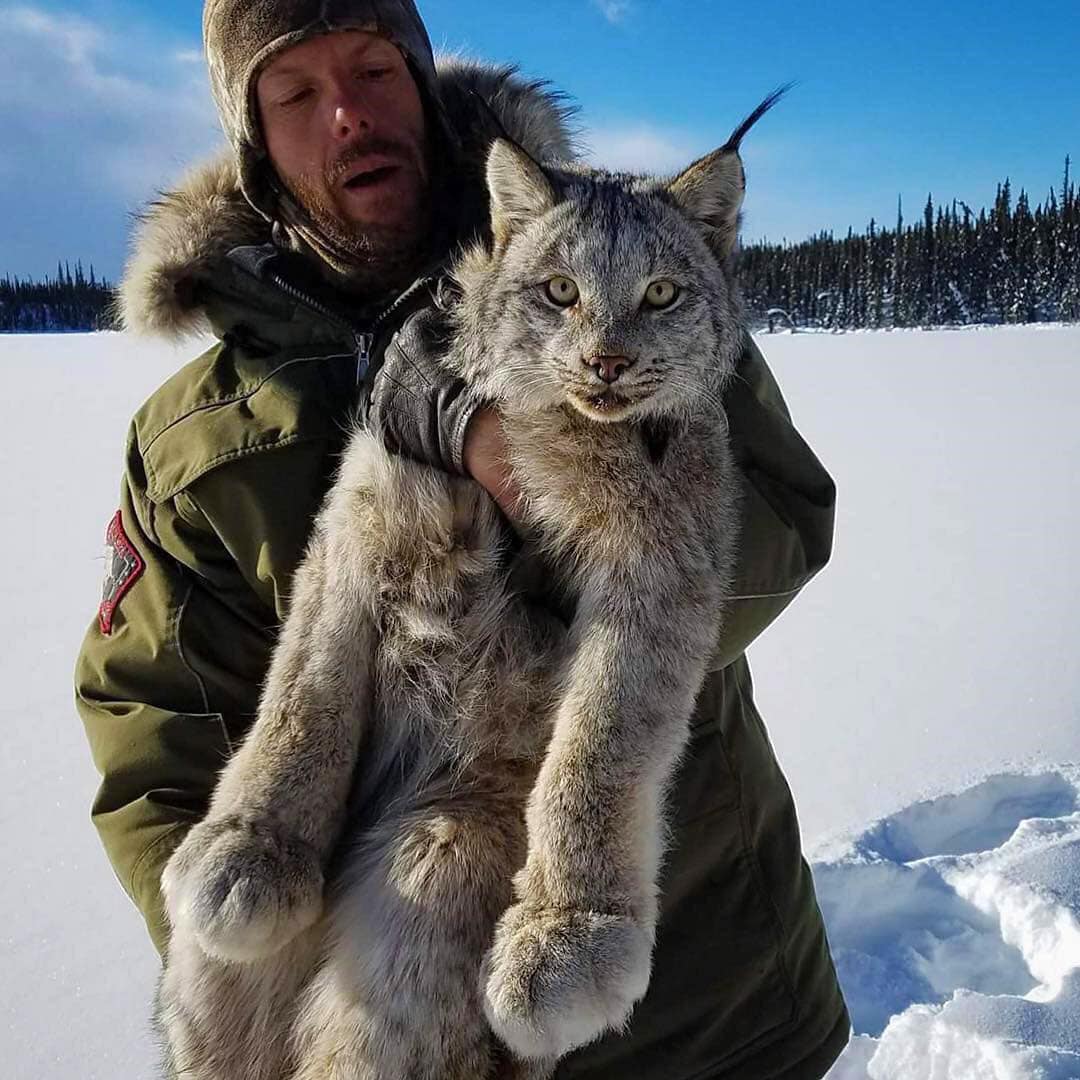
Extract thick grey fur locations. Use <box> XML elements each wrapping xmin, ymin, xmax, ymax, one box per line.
<box><xmin>158</xmin><ymin>90</ymin><xmax>780</xmax><ymax>1080</ymax></box>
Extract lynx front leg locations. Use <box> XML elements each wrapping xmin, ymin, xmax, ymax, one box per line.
<box><xmin>163</xmin><ymin>513</ymin><xmax>378</xmax><ymax>962</ymax></box>
<box><xmin>484</xmin><ymin>563</ymin><xmax>723</xmax><ymax>1059</ymax></box>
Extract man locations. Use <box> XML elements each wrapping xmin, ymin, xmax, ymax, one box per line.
<box><xmin>75</xmin><ymin>1</ymin><xmax>850</xmax><ymax>1076</ymax></box>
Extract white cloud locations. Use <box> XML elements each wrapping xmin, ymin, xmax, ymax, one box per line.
<box><xmin>582</xmin><ymin>123</ymin><xmax>700</xmax><ymax>175</ymax></box>
<box><xmin>0</xmin><ymin>5</ymin><xmax>151</xmax><ymax>109</ymax></box>
<box><xmin>592</xmin><ymin>0</ymin><xmax>632</xmax><ymax>25</ymax></box>
<box><xmin>4</xmin><ymin>5</ymin><xmax>102</xmax><ymax>63</ymax></box>
<box><xmin>0</xmin><ymin>4</ymin><xmax>220</xmax><ymax>232</ymax></box>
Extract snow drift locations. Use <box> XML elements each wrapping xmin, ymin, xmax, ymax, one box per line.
<box><xmin>822</xmin><ymin>768</ymin><xmax>1080</xmax><ymax>1078</ymax></box>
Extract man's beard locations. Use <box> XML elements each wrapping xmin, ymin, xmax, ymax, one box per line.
<box><xmin>285</xmin><ymin>136</ymin><xmax>432</xmax><ymax>292</ymax></box>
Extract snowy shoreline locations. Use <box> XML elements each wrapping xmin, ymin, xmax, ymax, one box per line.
<box><xmin>754</xmin><ymin>320</ymin><xmax>1080</xmax><ymax>335</ymax></box>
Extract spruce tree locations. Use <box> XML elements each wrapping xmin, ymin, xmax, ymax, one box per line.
<box><xmin>737</xmin><ymin>160</ymin><xmax>1078</xmax><ymax>331</ymax></box>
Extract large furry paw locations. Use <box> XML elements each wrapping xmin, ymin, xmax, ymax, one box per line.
<box><xmin>481</xmin><ymin>902</ymin><xmax>653</xmax><ymax>1060</ymax></box>
<box><xmin>162</xmin><ymin>815</ymin><xmax>323</xmax><ymax>962</ymax></box>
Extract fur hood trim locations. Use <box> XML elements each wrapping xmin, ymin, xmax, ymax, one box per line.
<box><xmin>119</xmin><ymin>58</ymin><xmax>576</xmax><ymax>339</ymax></box>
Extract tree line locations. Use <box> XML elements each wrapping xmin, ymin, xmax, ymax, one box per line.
<box><xmin>3</xmin><ymin>160</ymin><xmax>1079</xmax><ymax>333</ymax></box>
<box><xmin>0</xmin><ymin>262</ymin><xmax>118</xmax><ymax>333</ymax></box>
<box><xmin>739</xmin><ymin>159</ymin><xmax>1080</xmax><ymax>331</ymax></box>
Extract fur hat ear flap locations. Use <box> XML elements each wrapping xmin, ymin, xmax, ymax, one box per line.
<box><xmin>486</xmin><ymin>138</ymin><xmax>556</xmax><ymax>247</ymax></box>
<box><xmin>666</xmin><ymin>148</ymin><xmax>746</xmax><ymax>262</ymax></box>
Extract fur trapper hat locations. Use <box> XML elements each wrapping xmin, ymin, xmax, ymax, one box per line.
<box><xmin>203</xmin><ymin>0</ymin><xmax>440</xmax><ymax>268</ymax></box>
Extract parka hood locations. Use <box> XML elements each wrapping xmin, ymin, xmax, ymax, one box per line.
<box><xmin>119</xmin><ymin>58</ymin><xmax>576</xmax><ymax>340</ymax></box>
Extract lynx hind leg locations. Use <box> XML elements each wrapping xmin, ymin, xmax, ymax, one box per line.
<box><xmin>289</xmin><ymin>787</ymin><xmax>528</xmax><ymax>1080</ymax></box>
<box><xmin>334</xmin><ymin>428</ymin><xmax>507</xmax><ymax>610</ymax></box>
<box><xmin>157</xmin><ymin>925</ymin><xmax>320</xmax><ymax>1080</ymax></box>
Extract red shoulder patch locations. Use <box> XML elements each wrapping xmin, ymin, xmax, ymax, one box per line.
<box><xmin>99</xmin><ymin>510</ymin><xmax>145</xmax><ymax>635</ymax></box>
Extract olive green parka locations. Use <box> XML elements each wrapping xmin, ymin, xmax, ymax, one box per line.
<box><xmin>75</xmin><ymin>61</ymin><xmax>849</xmax><ymax>1080</ymax></box>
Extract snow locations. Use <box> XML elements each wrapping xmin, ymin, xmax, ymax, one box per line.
<box><xmin>817</xmin><ymin>767</ymin><xmax>1080</xmax><ymax>1077</ymax></box>
<box><xmin>1</xmin><ymin>325</ymin><xmax>1078</xmax><ymax>1078</ymax></box>
<box><xmin>750</xmin><ymin>322</ymin><xmax>1080</xmax><ymax>841</ymax></box>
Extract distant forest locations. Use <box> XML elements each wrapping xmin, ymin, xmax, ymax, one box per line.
<box><xmin>0</xmin><ymin>262</ymin><xmax>117</xmax><ymax>333</ymax></box>
<box><xmin>3</xmin><ymin>160</ymin><xmax>1078</xmax><ymax>333</ymax></box>
<box><xmin>740</xmin><ymin>159</ymin><xmax>1080</xmax><ymax>330</ymax></box>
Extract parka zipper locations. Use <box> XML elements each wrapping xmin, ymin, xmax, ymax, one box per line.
<box><xmin>355</xmin><ymin>332</ymin><xmax>374</xmax><ymax>384</ymax></box>
<box><xmin>269</xmin><ymin>271</ymin><xmax>438</xmax><ymax>386</ymax></box>
<box><xmin>354</xmin><ymin>273</ymin><xmax>441</xmax><ymax>384</ymax></box>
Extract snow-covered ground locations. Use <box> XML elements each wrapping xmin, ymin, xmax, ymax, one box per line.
<box><xmin>2</xmin><ymin>325</ymin><xmax>1078</xmax><ymax>1078</ymax></box>
<box><xmin>820</xmin><ymin>768</ymin><xmax>1080</xmax><ymax>1078</ymax></box>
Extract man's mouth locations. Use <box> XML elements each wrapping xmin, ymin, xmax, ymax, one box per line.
<box><xmin>342</xmin><ymin>164</ymin><xmax>400</xmax><ymax>191</ymax></box>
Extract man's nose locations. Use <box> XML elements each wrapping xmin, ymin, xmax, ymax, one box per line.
<box><xmin>330</xmin><ymin>85</ymin><xmax>375</xmax><ymax>140</ymax></box>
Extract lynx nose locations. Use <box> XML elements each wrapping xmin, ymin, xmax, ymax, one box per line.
<box><xmin>584</xmin><ymin>355</ymin><xmax>633</xmax><ymax>384</ymax></box>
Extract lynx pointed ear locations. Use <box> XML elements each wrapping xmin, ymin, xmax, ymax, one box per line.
<box><xmin>486</xmin><ymin>138</ymin><xmax>556</xmax><ymax>247</ymax></box>
<box><xmin>666</xmin><ymin>148</ymin><xmax>746</xmax><ymax>261</ymax></box>
<box><xmin>668</xmin><ymin>85</ymin><xmax>790</xmax><ymax>260</ymax></box>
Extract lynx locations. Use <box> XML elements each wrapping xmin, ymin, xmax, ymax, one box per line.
<box><xmin>157</xmin><ymin>95</ymin><xmax>780</xmax><ymax>1080</ymax></box>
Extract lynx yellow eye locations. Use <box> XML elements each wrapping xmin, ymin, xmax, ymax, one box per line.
<box><xmin>544</xmin><ymin>276</ymin><xmax>580</xmax><ymax>307</ymax></box>
<box><xmin>644</xmin><ymin>280</ymin><xmax>680</xmax><ymax>309</ymax></box>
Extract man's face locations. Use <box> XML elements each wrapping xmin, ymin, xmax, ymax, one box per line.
<box><xmin>256</xmin><ymin>30</ymin><xmax>429</xmax><ymax>272</ymax></box>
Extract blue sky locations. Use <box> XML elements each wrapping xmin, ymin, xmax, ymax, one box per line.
<box><xmin>2</xmin><ymin>0</ymin><xmax>1077</xmax><ymax>281</ymax></box>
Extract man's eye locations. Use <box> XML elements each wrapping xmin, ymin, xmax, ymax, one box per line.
<box><xmin>359</xmin><ymin>66</ymin><xmax>393</xmax><ymax>81</ymax></box>
<box><xmin>279</xmin><ymin>88</ymin><xmax>312</xmax><ymax>108</ymax></box>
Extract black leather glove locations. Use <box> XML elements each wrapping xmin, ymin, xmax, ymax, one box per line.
<box><xmin>366</xmin><ymin>304</ymin><xmax>484</xmax><ymax>476</ymax></box>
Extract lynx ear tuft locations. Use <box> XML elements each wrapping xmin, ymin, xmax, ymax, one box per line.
<box><xmin>668</xmin><ymin>85</ymin><xmax>789</xmax><ymax>260</ymax></box>
<box><xmin>666</xmin><ymin>148</ymin><xmax>746</xmax><ymax>261</ymax></box>
<box><xmin>486</xmin><ymin>138</ymin><xmax>556</xmax><ymax>247</ymax></box>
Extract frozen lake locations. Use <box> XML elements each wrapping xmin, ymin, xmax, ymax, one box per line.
<box><xmin>1</xmin><ymin>324</ymin><xmax>1077</xmax><ymax>1078</ymax></box>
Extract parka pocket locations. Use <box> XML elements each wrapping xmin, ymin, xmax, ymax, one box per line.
<box><xmin>675</xmin><ymin>669</ymin><xmax>741</xmax><ymax>821</ymax></box>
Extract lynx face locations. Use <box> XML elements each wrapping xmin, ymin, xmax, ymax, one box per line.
<box><xmin>452</xmin><ymin>141</ymin><xmax>748</xmax><ymax>425</ymax></box>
